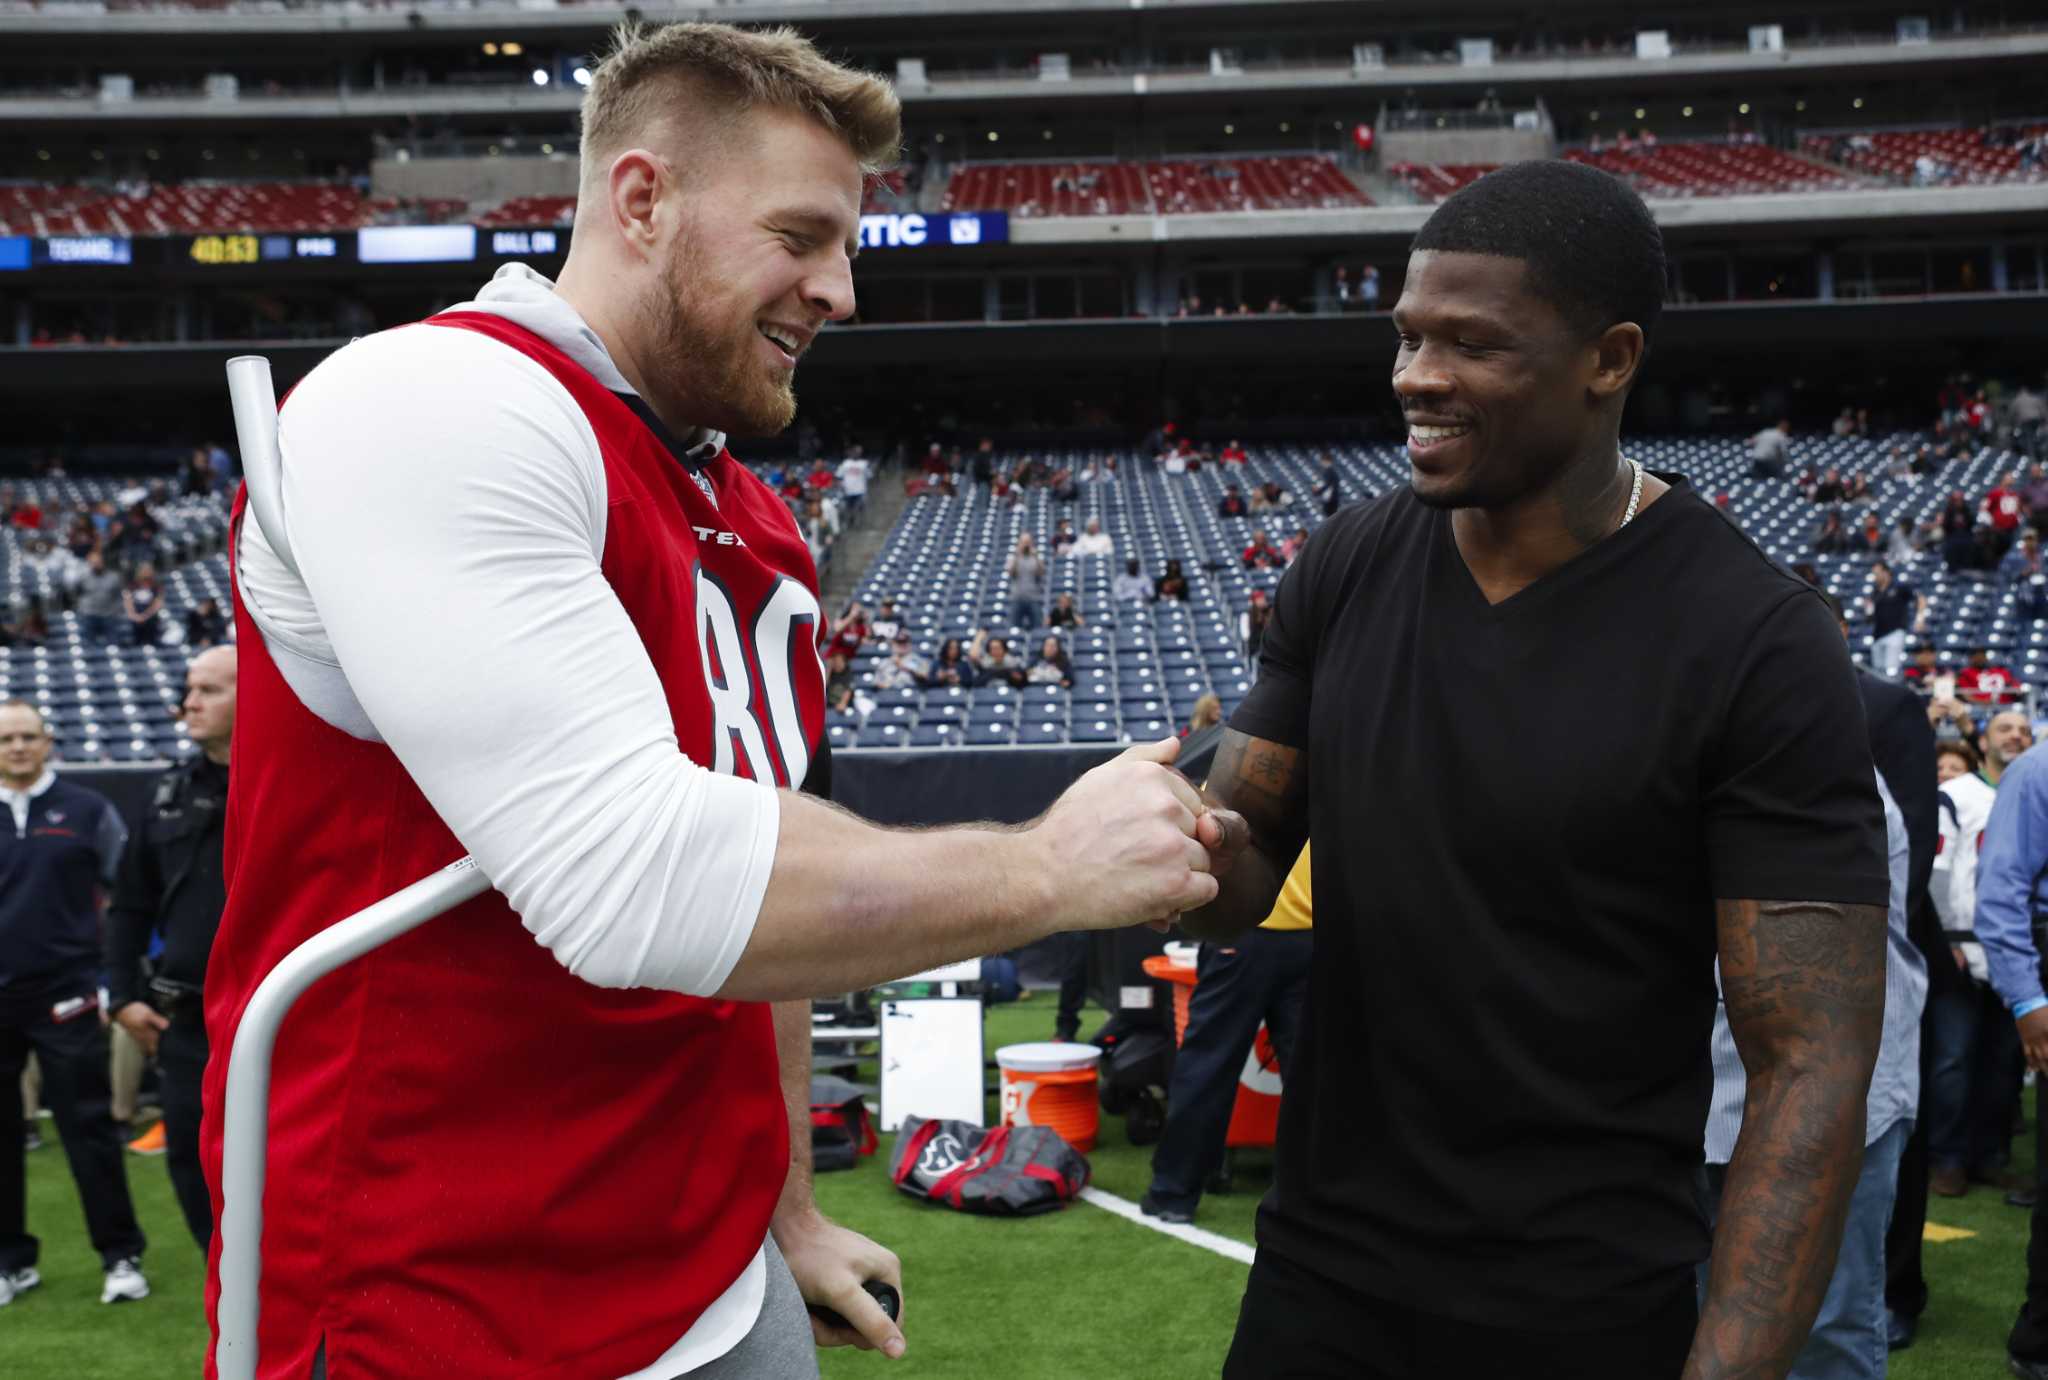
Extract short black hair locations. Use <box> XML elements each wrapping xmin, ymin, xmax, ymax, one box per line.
<box><xmin>1410</xmin><ymin>159</ymin><xmax>1665</xmax><ymax>344</ymax></box>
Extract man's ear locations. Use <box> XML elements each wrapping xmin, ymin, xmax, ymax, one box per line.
<box><xmin>1588</xmin><ymin>322</ymin><xmax>1646</xmax><ymax>404</ymax></box>
<box><xmin>603</xmin><ymin>148</ymin><xmax>671</xmax><ymax>262</ymax></box>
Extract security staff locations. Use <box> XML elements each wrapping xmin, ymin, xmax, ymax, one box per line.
<box><xmin>109</xmin><ymin>644</ymin><xmax>234</xmax><ymax>1250</ymax></box>
<box><xmin>0</xmin><ymin>698</ymin><xmax>147</xmax><ymax>1307</ymax></box>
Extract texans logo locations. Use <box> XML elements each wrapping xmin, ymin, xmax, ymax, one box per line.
<box><xmin>916</xmin><ymin>1131</ymin><xmax>967</xmax><ymax>1179</ymax></box>
<box><xmin>44</xmin><ymin>810</ymin><xmax>65</xmax><ymax>824</ymax></box>
<box><xmin>691</xmin><ymin>471</ymin><xmax>718</xmax><ymax>506</ymax></box>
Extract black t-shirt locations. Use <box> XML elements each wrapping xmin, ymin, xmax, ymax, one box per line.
<box><xmin>1872</xmin><ymin>581</ymin><xmax>1917</xmax><ymax>638</ymax></box>
<box><xmin>1229</xmin><ymin>476</ymin><xmax>1886</xmax><ymax>1331</ymax></box>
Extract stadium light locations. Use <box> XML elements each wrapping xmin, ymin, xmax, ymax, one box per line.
<box><xmin>988</xmin><ymin>131</ymin><xmax>999</xmax><ymax>142</ymax></box>
<box><xmin>1634</xmin><ymin>107</ymin><xmax>1646</xmax><ymax>119</ymax></box>
<box><xmin>572</xmin><ymin>66</ymin><xmax>591</xmax><ymax>86</ymax></box>
<box><xmin>483</xmin><ymin>42</ymin><xmax>497</xmax><ymax>55</ymax></box>
<box><xmin>503</xmin><ymin>40</ymin><xmax>524</xmax><ymax>56</ymax></box>
<box><xmin>1853</xmin><ymin>97</ymin><xmax>1865</xmax><ymax>108</ymax></box>
<box><xmin>532</xmin><ymin>69</ymin><xmax>549</xmax><ymax>86</ymax></box>
<box><xmin>1739</xmin><ymin>102</ymin><xmax>1751</xmax><ymax>114</ymax></box>
<box><xmin>1224</xmin><ymin>123</ymin><xmax>1235</xmax><ymax>134</ymax></box>
<box><xmin>1681</xmin><ymin>105</ymin><xmax>1693</xmax><ymax>117</ymax></box>
<box><xmin>1279</xmin><ymin>121</ymin><xmax>1290</xmax><ymax>133</ymax></box>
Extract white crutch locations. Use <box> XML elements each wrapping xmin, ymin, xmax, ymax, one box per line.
<box><xmin>214</xmin><ymin>357</ymin><xmax>493</xmax><ymax>1380</ymax></box>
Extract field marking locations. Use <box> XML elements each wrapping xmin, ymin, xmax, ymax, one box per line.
<box><xmin>1078</xmin><ymin>1186</ymin><xmax>1257</xmax><ymax>1265</ymax></box>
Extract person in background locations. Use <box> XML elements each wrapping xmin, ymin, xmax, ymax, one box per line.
<box><xmin>1815</xmin><ymin>508</ymin><xmax>1850</xmax><ymax>555</ymax></box>
<box><xmin>867</xmin><ymin>598</ymin><xmax>902</xmax><ymax>644</ymax></box>
<box><xmin>1966</xmin><ymin>740</ymin><xmax>2048</xmax><ymax>1378</ymax></box>
<box><xmin>1700</xmin><ymin>769</ymin><xmax>1924</xmax><ymax>1379</ymax></box>
<box><xmin>1885</xmin><ymin>518</ymin><xmax>1921</xmax><ymax>566</ymax></box>
<box><xmin>1313</xmin><ymin>454</ymin><xmax>1342</xmax><ymax>517</ymax></box>
<box><xmin>1113</xmin><ymin>559</ymin><xmax>1152</xmax><ymax>605</ymax></box>
<box><xmin>1026</xmin><ymin>635</ymin><xmax>1072</xmax><ymax>689</ymax></box>
<box><xmin>823</xmin><ymin>651</ymin><xmax>857</xmax><ymax>717</ymax></box>
<box><xmin>183</xmin><ymin>598</ymin><xmax>228</xmax><ymax>651</ymax></box>
<box><xmin>971</xmin><ymin>631</ymin><xmax>1028</xmax><ymax>690</ymax></box>
<box><xmin>1046</xmin><ymin>593</ymin><xmax>1085</xmax><ymax>631</ymax></box>
<box><xmin>869</xmin><ymin>633</ymin><xmax>926</xmax><ymax>692</ymax></box>
<box><xmin>1219</xmin><ymin>485</ymin><xmax>1249</xmax><ymax>519</ymax></box>
<box><xmin>0</xmin><ymin>701</ymin><xmax>147</xmax><ymax>1308</ymax></box>
<box><xmin>926</xmin><ymin>638</ymin><xmax>977</xmax><ymax>690</ymax></box>
<box><xmin>1050</xmin><ymin>521</ymin><xmax>1076</xmax><ymax>560</ymax></box>
<box><xmin>1219</xmin><ymin>440</ymin><xmax>1249</xmax><ymax>466</ymax></box>
<box><xmin>1142</xmin><ymin>844</ymin><xmax>1313</xmax><ymax>1226</ymax></box>
<box><xmin>1249</xmin><ymin>481</ymin><xmax>1291</xmax><ymax>514</ymax></box>
<box><xmin>76</xmin><ymin>553</ymin><xmax>123</xmax><ymax>647</ymax></box>
<box><xmin>1005</xmin><ymin>534</ymin><xmax>1047</xmax><ymax>630</ymax></box>
<box><xmin>822</xmin><ymin>601</ymin><xmax>870</xmax><ymax>662</ymax></box>
<box><xmin>1984</xmin><ymin>472</ymin><xmax>2028</xmax><ymax>560</ymax></box>
<box><xmin>1749</xmin><ymin>418</ymin><xmax>1792</xmax><ymax>480</ymax></box>
<box><xmin>1241</xmin><ymin>591</ymin><xmax>1274</xmax><ymax>668</ymax></box>
<box><xmin>1925</xmin><ymin>738</ymin><xmax>2021</xmax><ymax>1201</ymax></box>
<box><xmin>1155</xmin><ymin>559</ymin><xmax>1190</xmax><ymax>603</ymax></box>
<box><xmin>1242</xmin><ymin>530</ymin><xmax>1282</xmax><ymax>571</ymax></box>
<box><xmin>833</xmin><ymin>446</ymin><xmax>870</xmax><ymax>524</ymax></box>
<box><xmin>1865</xmin><ymin>560</ymin><xmax>1927</xmax><ymax>681</ymax></box>
<box><xmin>121</xmin><ymin>565</ymin><xmax>164</xmax><ymax>649</ymax></box>
<box><xmin>1980</xmin><ymin>709</ymin><xmax>2034</xmax><ymax>787</ymax></box>
<box><xmin>2004</xmin><ymin>530</ymin><xmax>2048</xmax><ymax>620</ymax></box>
<box><xmin>1184</xmin><ymin>693</ymin><xmax>1222</xmax><ymax>737</ymax></box>
<box><xmin>1072</xmin><ymin>518</ymin><xmax>1115</xmax><ymax>559</ymax></box>
<box><xmin>1958</xmin><ymin>647</ymin><xmax>2022</xmax><ymax>708</ymax></box>
<box><xmin>106</xmin><ymin>647</ymin><xmax>236</xmax><ymax>1248</ymax></box>
<box><xmin>1902</xmin><ymin>643</ymin><xmax>1942</xmax><ymax>693</ymax></box>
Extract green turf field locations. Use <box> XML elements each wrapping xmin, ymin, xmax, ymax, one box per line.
<box><xmin>3</xmin><ymin>998</ymin><xmax>2037</xmax><ymax>1378</ymax></box>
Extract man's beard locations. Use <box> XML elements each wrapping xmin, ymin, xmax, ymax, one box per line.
<box><xmin>644</xmin><ymin>238</ymin><xmax>798</xmax><ymax>439</ymax></box>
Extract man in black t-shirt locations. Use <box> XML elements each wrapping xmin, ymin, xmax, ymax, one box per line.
<box><xmin>1185</xmin><ymin>162</ymin><xmax>1889</xmax><ymax>1380</ymax></box>
<box><xmin>1866</xmin><ymin>560</ymin><xmax>1927</xmax><ymax>681</ymax></box>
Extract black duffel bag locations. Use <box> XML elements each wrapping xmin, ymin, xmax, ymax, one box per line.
<box><xmin>888</xmin><ymin>1116</ymin><xmax>1090</xmax><ymax>1216</ymax></box>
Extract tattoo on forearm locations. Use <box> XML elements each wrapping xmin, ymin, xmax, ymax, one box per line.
<box><xmin>1684</xmin><ymin>899</ymin><xmax>1885</xmax><ymax>1380</ymax></box>
<box><xmin>1208</xmin><ymin>731</ymin><xmax>1307</xmax><ymax>843</ymax></box>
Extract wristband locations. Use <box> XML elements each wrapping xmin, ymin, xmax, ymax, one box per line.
<box><xmin>2014</xmin><ymin>996</ymin><xmax>2048</xmax><ymax>1020</ymax></box>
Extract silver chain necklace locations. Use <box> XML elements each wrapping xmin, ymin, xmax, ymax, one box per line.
<box><xmin>1618</xmin><ymin>457</ymin><xmax>1645</xmax><ymax>529</ymax></box>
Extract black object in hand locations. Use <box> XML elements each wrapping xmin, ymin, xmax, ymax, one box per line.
<box><xmin>811</xmin><ymin>1280</ymin><xmax>901</xmax><ymax>1332</ymax></box>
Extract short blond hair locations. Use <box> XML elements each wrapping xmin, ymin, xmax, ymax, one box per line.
<box><xmin>581</xmin><ymin>22</ymin><xmax>900</xmax><ymax>194</ymax></box>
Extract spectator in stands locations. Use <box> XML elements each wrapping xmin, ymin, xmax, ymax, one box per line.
<box><xmin>1815</xmin><ymin>508</ymin><xmax>1851</xmax><ymax>554</ymax></box>
<box><xmin>1903</xmin><ymin>643</ymin><xmax>1943</xmax><ymax>693</ymax></box>
<box><xmin>1360</xmin><ymin>265</ymin><xmax>1381</xmax><ymax>309</ymax></box>
<box><xmin>1073</xmin><ymin>518</ymin><xmax>1114</xmax><ymax>559</ymax></box>
<box><xmin>1313</xmin><ymin>454</ymin><xmax>1342</xmax><ymax>516</ymax></box>
<box><xmin>1842</xmin><ymin>472</ymin><xmax>1871</xmax><ymax>504</ymax></box>
<box><xmin>1280</xmin><ymin>527</ymin><xmax>1310</xmax><ymax>565</ymax></box>
<box><xmin>63</xmin><ymin>515</ymin><xmax>96</xmax><ymax>563</ymax></box>
<box><xmin>1887</xmin><ymin>517</ymin><xmax>1923</xmax><ymax>565</ymax></box>
<box><xmin>926</xmin><ymin>638</ymin><xmax>977</xmax><ymax>690</ymax></box>
<box><xmin>834</xmin><ymin>447</ymin><xmax>870</xmax><ymax>524</ymax></box>
<box><xmin>971</xmin><ymin>632</ymin><xmax>1028</xmax><ymax>690</ymax></box>
<box><xmin>1184</xmin><ymin>694</ymin><xmax>1223</xmax><ymax>737</ymax></box>
<box><xmin>2013</xmin><ymin>388</ymin><xmax>2048</xmax><ymax>461</ymax></box>
<box><xmin>870</xmin><ymin>632</ymin><xmax>927</xmax><ymax>692</ymax></box>
<box><xmin>1242</xmin><ymin>530</ymin><xmax>1282</xmax><ymax>571</ymax></box>
<box><xmin>1241</xmin><ymin>590</ymin><xmax>1274</xmax><ymax>667</ymax></box>
<box><xmin>1047</xmin><ymin>593</ymin><xmax>1085</xmax><ymax>631</ymax></box>
<box><xmin>1929</xmin><ymin>694</ymin><xmax>1978</xmax><ymax>746</ymax></box>
<box><xmin>868</xmin><ymin>599</ymin><xmax>902</xmax><ymax>643</ymax></box>
<box><xmin>184</xmin><ymin>598</ymin><xmax>228</xmax><ymax>650</ymax></box>
<box><xmin>2023</xmin><ymin>464</ymin><xmax>2048</xmax><ymax>534</ymax></box>
<box><xmin>1981</xmin><ymin>709</ymin><xmax>2035</xmax><ymax>789</ymax></box>
<box><xmin>2003</xmin><ymin>531</ymin><xmax>2048</xmax><ymax>618</ymax></box>
<box><xmin>1219</xmin><ymin>485</ymin><xmax>1249</xmax><ymax>519</ymax></box>
<box><xmin>122</xmin><ymin>564</ymin><xmax>165</xmax><ymax>649</ymax></box>
<box><xmin>1005</xmin><ymin>535</ymin><xmax>1047</xmax><ymax>629</ymax></box>
<box><xmin>1250</xmin><ymin>481</ymin><xmax>1291</xmax><ymax>513</ymax></box>
<box><xmin>1051</xmin><ymin>521</ymin><xmax>1077</xmax><ymax>559</ymax></box>
<box><xmin>1810</xmin><ymin>467</ymin><xmax>1846</xmax><ymax>504</ymax></box>
<box><xmin>1958</xmin><ymin>647</ymin><xmax>2022</xmax><ymax>706</ymax></box>
<box><xmin>1113</xmin><ymin>559</ymin><xmax>1152</xmax><ymax>604</ymax></box>
<box><xmin>1865</xmin><ymin>561</ymin><xmax>1928</xmax><ymax>680</ymax></box>
<box><xmin>113</xmin><ymin>502</ymin><xmax>159</xmax><ymax>570</ymax></box>
<box><xmin>823</xmin><ymin>651</ymin><xmax>858</xmax><ymax>717</ymax></box>
<box><xmin>1220</xmin><ymin>441</ymin><xmax>1248</xmax><ymax>466</ymax></box>
<box><xmin>1333</xmin><ymin>267</ymin><xmax>1353</xmax><ymax>304</ymax></box>
<box><xmin>1939</xmin><ymin>492</ymin><xmax>1988</xmax><ymax>572</ymax></box>
<box><xmin>0</xmin><ymin>607</ymin><xmax>47</xmax><ymax>650</ymax></box>
<box><xmin>1027</xmin><ymin>636</ymin><xmax>1073</xmax><ymax>689</ymax></box>
<box><xmin>1155</xmin><ymin>559</ymin><xmax>1190</xmax><ymax>603</ymax></box>
<box><xmin>1985</xmin><ymin>472</ymin><xmax>2028</xmax><ymax>557</ymax></box>
<box><xmin>823</xmin><ymin>601</ymin><xmax>870</xmax><ymax>662</ymax></box>
<box><xmin>1050</xmin><ymin>467</ymin><xmax>1079</xmax><ymax>504</ymax></box>
<box><xmin>22</xmin><ymin>537</ymin><xmax>82</xmax><ymax>599</ymax></box>
<box><xmin>183</xmin><ymin>449</ymin><xmax>218</xmax><ymax>499</ymax></box>
<box><xmin>801</xmin><ymin>496</ymin><xmax>838</xmax><ymax>562</ymax></box>
<box><xmin>1833</xmin><ymin>407</ymin><xmax>1860</xmax><ymax>438</ymax></box>
<box><xmin>77</xmin><ymin>552</ymin><xmax>123</xmax><ymax>645</ymax></box>
<box><xmin>7</xmin><ymin>491</ymin><xmax>43</xmax><ymax>533</ymax></box>
<box><xmin>1749</xmin><ymin>418</ymin><xmax>1792</xmax><ymax>480</ymax></box>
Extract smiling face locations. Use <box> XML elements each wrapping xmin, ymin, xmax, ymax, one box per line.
<box><xmin>0</xmin><ymin>702</ymin><xmax>50</xmax><ymax>789</ymax></box>
<box><xmin>1392</xmin><ymin>250</ymin><xmax>1614</xmax><ymax>511</ymax></box>
<box><xmin>641</xmin><ymin>107</ymin><xmax>862</xmax><ymax>438</ymax></box>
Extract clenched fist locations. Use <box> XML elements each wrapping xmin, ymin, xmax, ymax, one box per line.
<box><xmin>1023</xmin><ymin>737</ymin><xmax>1222</xmax><ymax>931</ymax></box>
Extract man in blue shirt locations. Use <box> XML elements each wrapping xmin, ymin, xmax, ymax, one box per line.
<box><xmin>0</xmin><ymin>700</ymin><xmax>147</xmax><ymax>1308</ymax></box>
<box><xmin>1970</xmin><ymin>738</ymin><xmax>2048</xmax><ymax>1376</ymax></box>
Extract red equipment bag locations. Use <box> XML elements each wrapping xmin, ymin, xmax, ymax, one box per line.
<box><xmin>888</xmin><ymin>1116</ymin><xmax>1090</xmax><ymax>1215</ymax></box>
<box><xmin>810</xmin><ymin>1075</ymin><xmax>878</xmax><ymax>1172</ymax></box>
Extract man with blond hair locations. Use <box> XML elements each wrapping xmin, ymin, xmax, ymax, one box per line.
<box><xmin>207</xmin><ymin>21</ymin><xmax>1233</xmax><ymax>1379</ymax></box>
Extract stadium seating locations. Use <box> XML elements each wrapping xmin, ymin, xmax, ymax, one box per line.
<box><xmin>1387</xmin><ymin>162</ymin><xmax>1497</xmax><ymax>202</ymax></box>
<box><xmin>942</xmin><ymin>155</ymin><xmax>1365</xmax><ymax>217</ymax></box>
<box><xmin>1563</xmin><ymin>141</ymin><xmax>1862</xmax><ymax>197</ymax></box>
<box><xmin>0</xmin><ymin>181</ymin><xmax>466</xmax><ymax>236</ymax></box>
<box><xmin>1801</xmin><ymin>125</ymin><xmax>2048</xmax><ymax>186</ymax></box>
<box><xmin>473</xmin><ymin>194</ymin><xmax>574</xmax><ymax>228</ymax></box>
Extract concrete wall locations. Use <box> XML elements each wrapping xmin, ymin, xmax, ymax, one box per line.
<box><xmin>1375</xmin><ymin>126</ymin><xmax>1554</xmax><ymax>167</ymax></box>
<box><xmin>370</xmin><ymin>154</ymin><xmax>577</xmax><ymax>203</ymax></box>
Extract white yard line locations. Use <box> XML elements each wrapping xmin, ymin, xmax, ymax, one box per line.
<box><xmin>1078</xmin><ymin>1186</ymin><xmax>1257</xmax><ymax>1265</ymax></box>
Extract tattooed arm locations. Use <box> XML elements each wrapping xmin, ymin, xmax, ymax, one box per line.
<box><xmin>1178</xmin><ymin>728</ymin><xmax>1308</xmax><ymax>941</ymax></box>
<box><xmin>1684</xmin><ymin>899</ymin><xmax>1887</xmax><ymax>1380</ymax></box>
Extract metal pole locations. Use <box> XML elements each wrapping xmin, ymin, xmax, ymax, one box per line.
<box><xmin>215</xmin><ymin>858</ymin><xmax>491</xmax><ymax>1380</ymax></box>
<box><xmin>215</xmin><ymin>355</ymin><xmax>494</xmax><ymax>1377</ymax></box>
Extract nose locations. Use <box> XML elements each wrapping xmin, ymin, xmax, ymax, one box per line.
<box><xmin>1392</xmin><ymin>342</ymin><xmax>1452</xmax><ymax>400</ymax></box>
<box><xmin>804</xmin><ymin>249</ymin><xmax>856</xmax><ymax>325</ymax></box>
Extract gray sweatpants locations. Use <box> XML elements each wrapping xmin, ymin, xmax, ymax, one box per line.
<box><xmin>309</xmin><ymin>1236</ymin><xmax>818</xmax><ymax>1379</ymax></box>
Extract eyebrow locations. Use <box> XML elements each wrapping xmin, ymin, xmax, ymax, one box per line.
<box><xmin>1390</xmin><ymin>309</ymin><xmax>1513</xmax><ymax>336</ymax></box>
